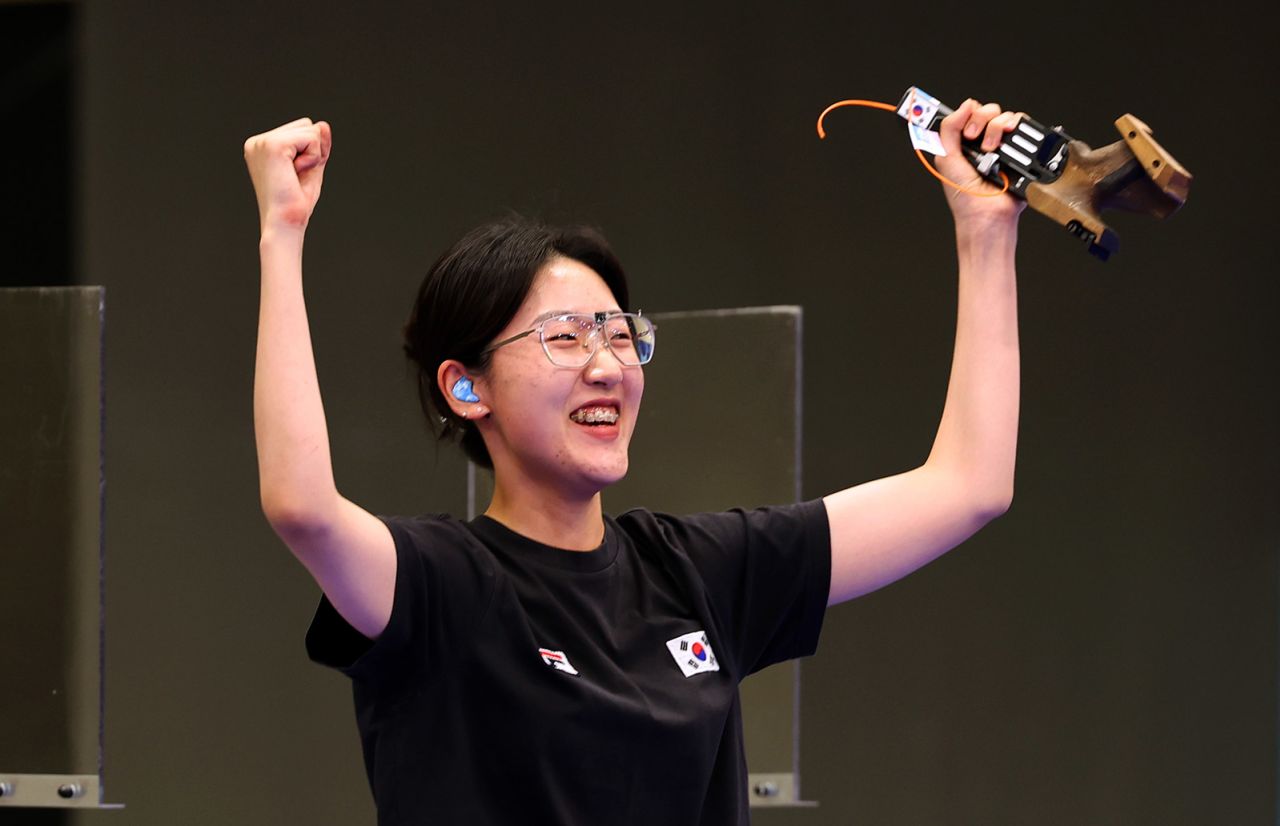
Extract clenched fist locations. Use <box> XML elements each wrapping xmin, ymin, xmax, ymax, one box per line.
<box><xmin>934</xmin><ymin>100</ymin><xmax>1026</xmax><ymax>227</ymax></box>
<box><xmin>243</xmin><ymin>118</ymin><xmax>332</xmax><ymax>234</ymax></box>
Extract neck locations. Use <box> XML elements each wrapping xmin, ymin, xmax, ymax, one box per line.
<box><xmin>485</xmin><ymin>478</ymin><xmax>605</xmax><ymax>551</ymax></box>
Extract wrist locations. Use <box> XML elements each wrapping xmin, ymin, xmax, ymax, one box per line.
<box><xmin>259</xmin><ymin>224</ymin><xmax>307</xmax><ymax>251</ymax></box>
<box><xmin>954</xmin><ymin>219</ymin><xmax>1019</xmax><ymax>274</ymax></box>
<box><xmin>954</xmin><ymin>213</ymin><xmax>1018</xmax><ymax>249</ymax></box>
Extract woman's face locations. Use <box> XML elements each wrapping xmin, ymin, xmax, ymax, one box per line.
<box><xmin>476</xmin><ymin>256</ymin><xmax>645</xmax><ymax>498</ymax></box>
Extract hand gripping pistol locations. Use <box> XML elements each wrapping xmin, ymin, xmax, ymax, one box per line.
<box><xmin>899</xmin><ymin>87</ymin><xmax>1192</xmax><ymax>261</ymax></box>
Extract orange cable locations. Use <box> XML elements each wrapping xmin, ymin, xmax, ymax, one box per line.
<box><xmin>913</xmin><ymin>148</ymin><xmax>1010</xmax><ymax>197</ymax></box>
<box><xmin>816</xmin><ymin>99</ymin><xmax>898</xmax><ymax>136</ymax></box>
<box><xmin>816</xmin><ymin>98</ymin><xmax>1011</xmax><ymax>198</ymax></box>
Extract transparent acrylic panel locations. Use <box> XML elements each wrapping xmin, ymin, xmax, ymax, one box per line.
<box><xmin>469</xmin><ymin>306</ymin><xmax>811</xmax><ymax>806</ymax></box>
<box><xmin>0</xmin><ymin>287</ymin><xmax>108</xmax><ymax>807</ymax></box>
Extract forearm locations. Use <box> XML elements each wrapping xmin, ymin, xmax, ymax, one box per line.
<box><xmin>253</xmin><ymin>228</ymin><xmax>340</xmax><ymax>524</ymax></box>
<box><xmin>924</xmin><ymin>216</ymin><xmax>1020</xmax><ymax>514</ymax></box>
<box><xmin>824</xmin><ymin>102</ymin><xmax>1024</xmax><ymax>604</ymax></box>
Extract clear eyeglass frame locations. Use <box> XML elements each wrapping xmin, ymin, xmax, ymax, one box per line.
<box><xmin>482</xmin><ymin>310</ymin><xmax>657</xmax><ymax>368</ymax></box>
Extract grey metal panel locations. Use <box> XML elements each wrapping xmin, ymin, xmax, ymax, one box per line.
<box><xmin>0</xmin><ymin>774</ymin><xmax>123</xmax><ymax>809</ymax></box>
<box><xmin>0</xmin><ymin>287</ymin><xmax>113</xmax><ymax>808</ymax></box>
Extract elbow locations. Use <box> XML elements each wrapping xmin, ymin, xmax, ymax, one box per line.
<box><xmin>260</xmin><ymin>491</ymin><xmax>337</xmax><ymax>548</ymax></box>
<box><xmin>929</xmin><ymin>461</ymin><xmax>1014</xmax><ymax>525</ymax></box>
<box><xmin>973</xmin><ymin>482</ymin><xmax>1014</xmax><ymax>524</ymax></box>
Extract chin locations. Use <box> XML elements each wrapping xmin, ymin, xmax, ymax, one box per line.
<box><xmin>583</xmin><ymin>452</ymin><xmax>630</xmax><ymax>491</ymax></box>
<box><xmin>597</xmin><ymin>460</ymin><xmax>631</xmax><ymax>488</ymax></box>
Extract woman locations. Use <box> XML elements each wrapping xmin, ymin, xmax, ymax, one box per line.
<box><xmin>244</xmin><ymin>99</ymin><xmax>1022</xmax><ymax>825</ymax></box>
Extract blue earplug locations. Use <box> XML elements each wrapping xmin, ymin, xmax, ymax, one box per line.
<box><xmin>451</xmin><ymin>377</ymin><xmax>480</xmax><ymax>403</ymax></box>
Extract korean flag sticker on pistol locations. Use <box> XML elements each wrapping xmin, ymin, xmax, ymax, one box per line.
<box><xmin>897</xmin><ymin>85</ymin><xmax>941</xmax><ymax>128</ymax></box>
<box><xmin>897</xmin><ymin>86</ymin><xmax>947</xmax><ymax>156</ymax></box>
<box><xmin>666</xmin><ymin>630</ymin><xmax>720</xmax><ymax>677</ymax></box>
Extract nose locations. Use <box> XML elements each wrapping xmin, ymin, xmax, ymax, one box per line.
<box><xmin>582</xmin><ymin>339</ymin><xmax>624</xmax><ymax>386</ymax></box>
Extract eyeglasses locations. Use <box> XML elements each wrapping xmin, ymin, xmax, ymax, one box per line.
<box><xmin>483</xmin><ymin>311</ymin><xmax>657</xmax><ymax>368</ymax></box>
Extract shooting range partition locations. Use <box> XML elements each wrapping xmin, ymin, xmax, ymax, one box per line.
<box><xmin>469</xmin><ymin>305</ymin><xmax>814</xmax><ymax>807</ymax></box>
<box><xmin>0</xmin><ymin>287</ymin><xmax>121</xmax><ymax>810</ymax></box>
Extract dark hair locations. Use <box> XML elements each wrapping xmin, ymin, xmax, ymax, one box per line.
<box><xmin>403</xmin><ymin>216</ymin><xmax>630</xmax><ymax>468</ymax></box>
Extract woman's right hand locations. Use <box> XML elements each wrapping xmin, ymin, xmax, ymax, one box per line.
<box><xmin>243</xmin><ymin>118</ymin><xmax>332</xmax><ymax>234</ymax></box>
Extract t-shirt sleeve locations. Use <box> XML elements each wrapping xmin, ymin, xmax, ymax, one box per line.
<box><xmin>646</xmin><ymin>499</ymin><xmax>831</xmax><ymax>676</ymax></box>
<box><xmin>304</xmin><ymin>514</ymin><xmax>494</xmax><ymax>685</ymax></box>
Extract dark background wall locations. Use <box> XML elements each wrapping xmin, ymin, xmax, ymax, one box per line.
<box><xmin>5</xmin><ymin>0</ymin><xmax>1276</xmax><ymax>823</ymax></box>
<box><xmin>0</xmin><ymin>1</ymin><xmax>72</xmax><ymax>289</ymax></box>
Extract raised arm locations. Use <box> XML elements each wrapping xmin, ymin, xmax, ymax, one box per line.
<box><xmin>825</xmin><ymin>99</ymin><xmax>1024</xmax><ymax>605</ymax></box>
<box><xmin>246</xmin><ymin>119</ymin><xmax>395</xmax><ymax>638</ymax></box>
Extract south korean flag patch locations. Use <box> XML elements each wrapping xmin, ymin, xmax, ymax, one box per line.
<box><xmin>666</xmin><ymin>630</ymin><xmax>720</xmax><ymax>678</ymax></box>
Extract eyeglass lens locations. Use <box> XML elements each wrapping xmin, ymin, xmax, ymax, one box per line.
<box><xmin>541</xmin><ymin>314</ymin><xmax>655</xmax><ymax>367</ymax></box>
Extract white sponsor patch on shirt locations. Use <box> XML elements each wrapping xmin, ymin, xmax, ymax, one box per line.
<box><xmin>538</xmin><ymin>647</ymin><xmax>579</xmax><ymax>677</ymax></box>
<box><xmin>666</xmin><ymin>630</ymin><xmax>720</xmax><ymax>678</ymax></box>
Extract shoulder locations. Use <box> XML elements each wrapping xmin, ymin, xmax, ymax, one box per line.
<box><xmin>613</xmin><ymin>500</ymin><xmax>829</xmax><ymax>554</ymax></box>
<box><xmin>381</xmin><ymin>512</ymin><xmax>498</xmax><ymax>575</ymax></box>
<box><xmin>609</xmin><ymin>501</ymin><xmax>830</xmax><ymax>590</ymax></box>
<box><xmin>376</xmin><ymin>511</ymin><xmax>504</xmax><ymax>632</ymax></box>
<box><xmin>306</xmin><ymin>512</ymin><xmax>499</xmax><ymax>676</ymax></box>
<box><xmin>381</xmin><ymin>511</ymin><xmax>474</xmax><ymax>546</ymax></box>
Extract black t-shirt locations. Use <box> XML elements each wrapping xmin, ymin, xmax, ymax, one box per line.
<box><xmin>306</xmin><ymin>500</ymin><xmax>831</xmax><ymax>825</ymax></box>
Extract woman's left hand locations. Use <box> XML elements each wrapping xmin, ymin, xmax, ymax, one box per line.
<box><xmin>934</xmin><ymin>99</ymin><xmax>1027</xmax><ymax>228</ymax></box>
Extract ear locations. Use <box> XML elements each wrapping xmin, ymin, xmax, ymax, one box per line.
<box><xmin>437</xmin><ymin>360</ymin><xmax>490</xmax><ymax>419</ymax></box>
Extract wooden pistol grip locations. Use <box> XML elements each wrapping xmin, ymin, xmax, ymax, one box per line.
<box><xmin>1025</xmin><ymin>139</ymin><xmax>1128</xmax><ymax>252</ymax></box>
<box><xmin>1116</xmin><ymin>113</ymin><xmax>1192</xmax><ymax>207</ymax></box>
<box><xmin>1025</xmin><ymin>119</ymin><xmax>1192</xmax><ymax>257</ymax></box>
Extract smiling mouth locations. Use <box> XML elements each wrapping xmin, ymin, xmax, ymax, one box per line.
<box><xmin>569</xmin><ymin>405</ymin><xmax>620</xmax><ymax>426</ymax></box>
